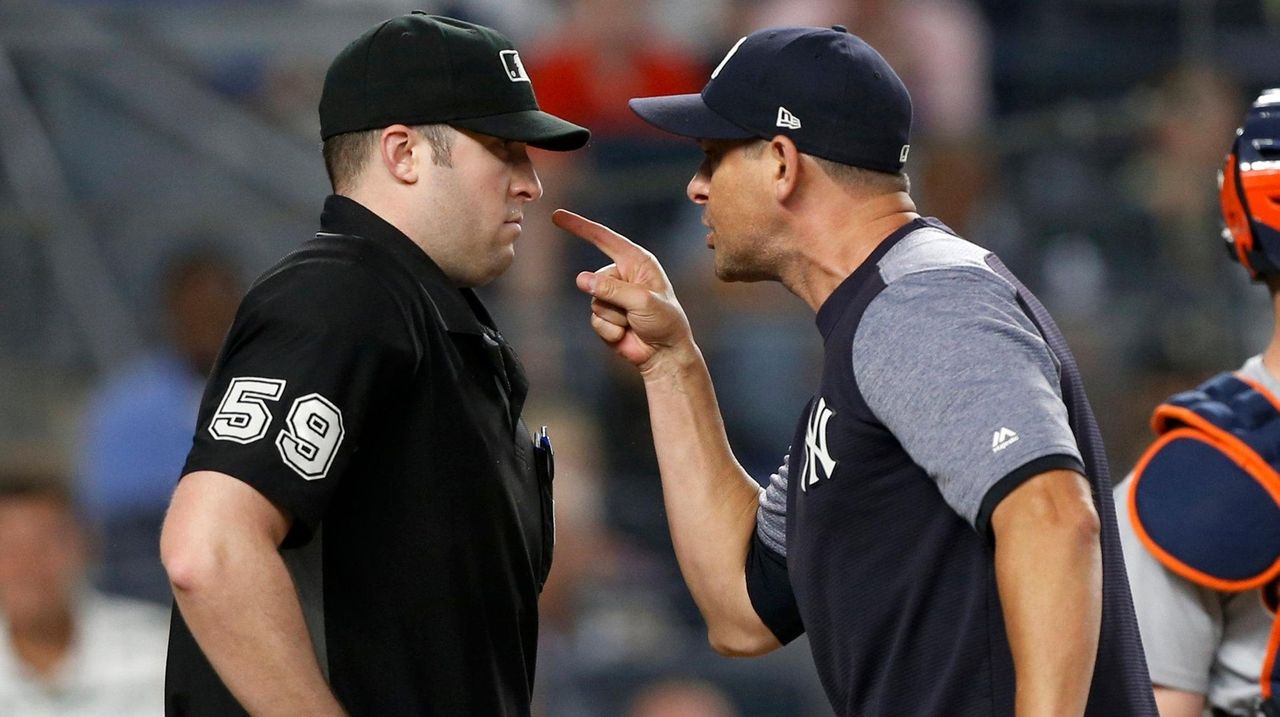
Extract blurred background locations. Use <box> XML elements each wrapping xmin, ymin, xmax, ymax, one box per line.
<box><xmin>1</xmin><ymin>0</ymin><xmax>1279</xmax><ymax>714</ymax></box>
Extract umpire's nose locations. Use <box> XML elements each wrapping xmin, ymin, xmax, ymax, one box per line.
<box><xmin>512</xmin><ymin>145</ymin><xmax>543</xmax><ymax>202</ymax></box>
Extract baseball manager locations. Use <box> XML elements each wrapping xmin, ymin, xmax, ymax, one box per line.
<box><xmin>557</xmin><ymin>25</ymin><xmax>1156</xmax><ymax>716</ymax></box>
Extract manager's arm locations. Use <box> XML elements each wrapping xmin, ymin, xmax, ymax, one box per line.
<box><xmin>161</xmin><ymin>470</ymin><xmax>345</xmax><ymax>716</ymax></box>
<box><xmin>641</xmin><ymin>343</ymin><xmax>782</xmax><ymax>656</ymax></box>
<box><xmin>991</xmin><ymin>469</ymin><xmax>1102</xmax><ymax>717</ymax></box>
<box><xmin>555</xmin><ymin>210</ymin><xmax>780</xmax><ymax>656</ymax></box>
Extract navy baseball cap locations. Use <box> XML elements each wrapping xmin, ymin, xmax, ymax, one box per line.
<box><xmin>320</xmin><ymin>13</ymin><xmax>589</xmax><ymax>151</ymax></box>
<box><xmin>629</xmin><ymin>26</ymin><xmax>911</xmax><ymax>173</ymax></box>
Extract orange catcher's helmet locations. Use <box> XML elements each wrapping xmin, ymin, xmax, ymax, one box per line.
<box><xmin>1223</xmin><ymin>88</ymin><xmax>1280</xmax><ymax>279</ymax></box>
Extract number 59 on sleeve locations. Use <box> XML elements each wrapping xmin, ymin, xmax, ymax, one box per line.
<box><xmin>207</xmin><ymin>377</ymin><xmax>346</xmax><ymax>481</ymax></box>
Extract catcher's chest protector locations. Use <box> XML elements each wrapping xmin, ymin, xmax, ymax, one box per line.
<box><xmin>1129</xmin><ymin>372</ymin><xmax>1280</xmax><ymax>712</ymax></box>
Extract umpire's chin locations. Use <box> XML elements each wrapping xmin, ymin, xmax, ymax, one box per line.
<box><xmin>463</xmin><ymin>246</ymin><xmax>517</xmax><ymax>288</ymax></box>
<box><xmin>441</xmin><ymin>224</ymin><xmax>522</xmax><ymax>288</ymax></box>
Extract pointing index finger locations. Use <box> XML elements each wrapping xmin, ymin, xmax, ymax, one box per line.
<box><xmin>552</xmin><ymin>209</ymin><xmax>641</xmax><ymax>262</ymax></box>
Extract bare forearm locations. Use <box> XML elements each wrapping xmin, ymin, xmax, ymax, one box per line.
<box><xmin>641</xmin><ymin>343</ymin><xmax>768</xmax><ymax>634</ymax></box>
<box><xmin>994</xmin><ymin>472</ymin><xmax>1102</xmax><ymax>716</ymax></box>
<box><xmin>172</xmin><ymin>544</ymin><xmax>343</xmax><ymax>716</ymax></box>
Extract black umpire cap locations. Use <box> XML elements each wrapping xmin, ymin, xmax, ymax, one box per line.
<box><xmin>320</xmin><ymin>12</ymin><xmax>590</xmax><ymax>151</ymax></box>
<box><xmin>629</xmin><ymin>26</ymin><xmax>911</xmax><ymax>173</ymax></box>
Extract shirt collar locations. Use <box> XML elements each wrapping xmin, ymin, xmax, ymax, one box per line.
<box><xmin>319</xmin><ymin>195</ymin><xmax>527</xmax><ymax>425</ymax></box>
<box><xmin>814</xmin><ymin>217</ymin><xmax>950</xmax><ymax>339</ymax></box>
<box><xmin>318</xmin><ymin>194</ymin><xmax>491</xmax><ymax>336</ymax></box>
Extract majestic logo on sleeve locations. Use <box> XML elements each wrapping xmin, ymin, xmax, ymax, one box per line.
<box><xmin>992</xmin><ymin>427</ymin><xmax>1020</xmax><ymax>453</ymax></box>
<box><xmin>499</xmin><ymin>50</ymin><xmax>530</xmax><ymax>83</ymax></box>
<box><xmin>801</xmin><ymin>397</ymin><xmax>837</xmax><ymax>492</ymax></box>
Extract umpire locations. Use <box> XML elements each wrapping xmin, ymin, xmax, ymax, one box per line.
<box><xmin>159</xmin><ymin>14</ymin><xmax>587</xmax><ymax>716</ymax></box>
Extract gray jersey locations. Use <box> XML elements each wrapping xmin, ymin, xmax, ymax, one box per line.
<box><xmin>1115</xmin><ymin>354</ymin><xmax>1276</xmax><ymax>714</ymax></box>
<box><xmin>748</xmin><ymin>218</ymin><xmax>1154</xmax><ymax>716</ymax></box>
<box><xmin>757</xmin><ymin>225</ymin><xmax>1082</xmax><ymax>552</ymax></box>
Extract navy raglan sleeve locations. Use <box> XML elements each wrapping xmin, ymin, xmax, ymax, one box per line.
<box><xmin>744</xmin><ymin>455</ymin><xmax>805</xmax><ymax>644</ymax></box>
<box><xmin>852</xmin><ymin>267</ymin><xmax>1085</xmax><ymax>538</ymax></box>
<box><xmin>182</xmin><ymin>260</ymin><xmax>416</xmax><ymax>545</ymax></box>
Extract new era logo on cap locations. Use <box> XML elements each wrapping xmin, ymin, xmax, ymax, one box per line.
<box><xmin>499</xmin><ymin>50</ymin><xmax>530</xmax><ymax>83</ymax></box>
<box><xmin>777</xmin><ymin>107</ymin><xmax>802</xmax><ymax>130</ymax></box>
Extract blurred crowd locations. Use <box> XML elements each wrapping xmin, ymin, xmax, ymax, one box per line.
<box><xmin>2</xmin><ymin>0</ymin><xmax>1280</xmax><ymax>714</ymax></box>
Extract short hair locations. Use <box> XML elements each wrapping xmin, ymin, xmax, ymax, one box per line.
<box><xmin>742</xmin><ymin>139</ymin><xmax>910</xmax><ymax>194</ymax></box>
<box><xmin>811</xmin><ymin>156</ymin><xmax>911</xmax><ymax>194</ymax></box>
<box><xmin>322</xmin><ymin>124</ymin><xmax>456</xmax><ymax>193</ymax></box>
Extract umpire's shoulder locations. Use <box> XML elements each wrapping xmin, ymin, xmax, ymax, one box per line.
<box><xmin>239</xmin><ymin>239</ymin><xmax>409</xmax><ymax>340</ymax></box>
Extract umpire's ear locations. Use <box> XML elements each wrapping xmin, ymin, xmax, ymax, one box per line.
<box><xmin>767</xmin><ymin>134</ymin><xmax>802</xmax><ymax>204</ymax></box>
<box><xmin>378</xmin><ymin>124</ymin><xmax>421</xmax><ymax>185</ymax></box>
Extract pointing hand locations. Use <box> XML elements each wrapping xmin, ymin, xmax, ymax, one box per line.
<box><xmin>552</xmin><ymin>209</ymin><xmax>695</xmax><ymax>374</ymax></box>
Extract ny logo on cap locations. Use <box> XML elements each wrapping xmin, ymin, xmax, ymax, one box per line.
<box><xmin>499</xmin><ymin>50</ymin><xmax>530</xmax><ymax>83</ymax></box>
<box><xmin>776</xmin><ymin>107</ymin><xmax>802</xmax><ymax>130</ymax></box>
<box><xmin>712</xmin><ymin>36</ymin><xmax>747</xmax><ymax>79</ymax></box>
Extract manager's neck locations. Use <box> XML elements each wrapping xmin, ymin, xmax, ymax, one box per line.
<box><xmin>785</xmin><ymin>190</ymin><xmax>918</xmax><ymax>313</ymax></box>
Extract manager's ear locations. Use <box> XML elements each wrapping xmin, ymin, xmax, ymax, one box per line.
<box><xmin>768</xmin><ymin>134</ymin><xmax>802</xmax><ymax>203</ymax></box>
<box><xmin>379</xmin><ymin>124</ymin><xmax>420</xmax><ymax>184</ymax></box>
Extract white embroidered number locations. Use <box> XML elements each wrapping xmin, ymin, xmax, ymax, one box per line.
<box><xmin>208</xmin><ymin>378</ymin><xmax>286</xmax><ymax>444</ymax></box>
<box><xmin>275</xmin><ymin>394</ymin><xmax>345</xmax><ymax>481</ymax></box>
<box><xmin>208</xmin><ymin>378</ymin><xmax>345</xmax><ymax>480</ymax></box>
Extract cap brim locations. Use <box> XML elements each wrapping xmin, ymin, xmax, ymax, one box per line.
<box><xmin>452</xmin><ymin>110</ymin><xmax>590</xmax><ymax>151</ymax></box>
<box><xmin>628</xmin><ymin>94</ymin><xmax>754</xmax><ymax>140</ymax></box>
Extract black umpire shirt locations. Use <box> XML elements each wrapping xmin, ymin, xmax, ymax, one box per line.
<box><xmin>165</xmin><ymin>195</ymin><xmax>553</xmax><ymax>716</ymax></box>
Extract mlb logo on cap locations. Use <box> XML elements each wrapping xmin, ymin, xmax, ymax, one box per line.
<box><xmin>628</xmin><ymin>25</ymin><xmax>912</xmax><ymax>174</ymax></box>
<box><xmin>500</xmin><ymin>50</ymin><xmax>530</xmax><ymax>83</ymax></box>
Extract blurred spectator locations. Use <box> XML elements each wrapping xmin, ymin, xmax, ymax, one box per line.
<box><xmin>502</xmin><ymin>0</ymin><xmax>705</xmax><ymax>319</ymax></box>
<box><xmin>0</xmin><ymin>470</ymin><xmax>168</xmax><ymax>716</ymax></box>
<box><xmin>76</xmin><ymin>249</ymin><xmax>242</xmax><ymax>603</ymax></box>
<box><xmin>533</xmin><ymin>402</ymin><xmax>625</xmax><ymax>638</ymax></box>
<box><xmin>533</xmin><ymin>401</ymin><xmax>690</xmax><ymax>716</ymax></box>
<box><xmin>499</xmin><ymin>0</ymin><xmax>708</xmax><ymax>528</ymax></box>
<box><xmin>626</xmin><ymin>679</ymin><xmax>742</xmax><ymax>717</ymax></box>
<box><xmin>529</xmin><ymin>401</ymin><xmax>828</xmax><ymax>717</ymax></box>
<box><xmin>518</xmin><ymin>0</ymin><xmax>707</xmax><ymax>283</ymax></box>
<box><xmin>528</xmin><ymin>0</ymin><xmax>706</xmax><ymax>140</ymax></box>
<box><xmin>745</xmin><ymin>0</ymin><xmax>993</xmax><ymax>139</ymax></box>
<box><xmin>1116</xmin><ymin>65</ymin><xmax>1256</xmax><ymax>374</ymax></box>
